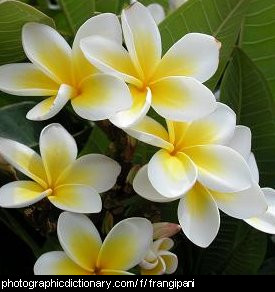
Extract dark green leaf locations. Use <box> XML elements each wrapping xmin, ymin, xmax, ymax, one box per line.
<box><xmin>240</xmin><ymin>0</ymin><xmax>275</xmax><ymax>100</ymax></box>
<box><xmin>95</xmin><ymin>0</ymin><xmax>129</xmax><ymax>13</ymax></box>
<box><xmin>259</xmin><ymin>257</ymin><xmax>275</xmax><ymax>275</ymax></box>
<box><xmin>0</xmin><ymin>0</ymin><xmax>55</xmax><ymax>65</ymax></box>
<box><xmin>159</xmin><ymin>0</ymin><xmax>251</xmax><ymax>90</ymax></box>
<box><xmin>220</xmin><ymin>48</ymin><xmax>275</xmax><ymax>187</ymax></box>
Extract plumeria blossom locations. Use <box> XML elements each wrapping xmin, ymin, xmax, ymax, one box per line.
<box><xmin>139</xmin><ymin>237</ymin><xmax>178</xmax><ymax>275</ymax></box>
<box><xmin>129</xmin><ymin>104</ymin><xmax>268</xmax><ymax>247</ymax></box>
<box><xmin>80</xmin><ymin>2</ymin><xmax>219</xmax><ymax>128</ymax></box>
<box><xmin>0</xmin><ymin>124</ymin><xmax>120</xmax><ymax>213</ymax></box>
<box><xmin>0</xmin><ymin>14</ymin><xmax>132</xmax><ymax>121</ymax></box>
<box><xmin>34</xmin><ymin>212</ymin><xmax>153</xmax><ymax>275</ymax></box>
<box><xmin>153</xmin><ymin>222</ymin><xmax>181</xmax><ymax>239</ymax></box>
<box><xmin>169</xmin><ymin>0</ymin><xmax>188</xmax><ymax>11</ymax></box>
<box><xmin>147</xmin><ymin>3</ymin><xmax>165</xmax><ymax>24</ymax></box>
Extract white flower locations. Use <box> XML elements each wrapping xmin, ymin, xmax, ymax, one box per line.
<box><xmin>0</xmin><ymin>15</ymin><xmax>132</xmax><ymax>121</ymax></box>
<box><xmin>129</xmin><ymin>105</ymin><xmax>267</xmax><ymax>247</ymax></box>
<box><xmin>147</xmin><ymin>3</ymin><xmax>166</xmax><ymax>24</ymax></box>
<box><xmin>169</xmin><ymin>0</ymin><xmax>188</xmax><ymax>11</ymax></box>
<box><xmin>0</xmin><ymin>124</ymin><xmax>120</xmax><ymax>213</ymax></box>
<box><xmin>80</xmin><ymin>2</ymin><xmax>220</xmax><ymax>128</ymax></box>
<box><xmin>140</xmin><ymin>238</ymin><xmax>178</xmax><ymax>275</ymax></box>
<box><xmin>34</xmin><ymin>212</ymin><xmax>153</xmax><ymax>275</ymax></box>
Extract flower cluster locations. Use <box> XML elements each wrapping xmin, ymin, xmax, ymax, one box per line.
<box><xmin>0</xmin><ymin>1</ymin><xmax>274</xmax><ymax>275</ymax></box>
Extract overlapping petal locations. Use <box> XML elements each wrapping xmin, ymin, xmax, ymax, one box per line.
<box><xmin>150</xmin><ymin>76</ymin><xmax>216</xmax><ymax>121</ymax></box>
<box><xmin>178</xmin><ymin>183</ymin><xmax>220</xmax><ymax>248</ymax></box>
<box><xmin>148</xmin><ymin>150</ymin><xmax>197</xmax><ymax>197</ymax></box>
<box><xmin>97</xmin><ymin>218</ymin><xmax>152</xmax><ymax>271</ymax></box>
<box><xmin>72</xmin><ymin>74</ymin><xmax>132</xmax><ymax>121</ymax></box>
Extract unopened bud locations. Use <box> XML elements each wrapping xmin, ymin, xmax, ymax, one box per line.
<box><xmin>153</xmin><ymin>222</ymin><xmax>181</xmax><ymax>240</ymax></box>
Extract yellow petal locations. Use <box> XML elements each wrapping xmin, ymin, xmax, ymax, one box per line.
<box><xmin>34</xmin><ymin>251</ymin><xmax>92</xmax><ymax>275</ymax></box>
<box><xmin>57</xmin><ymin>212</ymin><xmax>102</xmax><ymax>271</ymax></box>
<box><xmin>97</xmin><ymin>218</ymin><xmax>152</xmax><ymax>271</ymax></box>
<box><xmin>99</xmin><ymin>269</ymin><xmax>134</xmax><ymax>275</ymax></box>
<box><xmin>141</xmin><ymin>257</ymin><xmax>166</xmax><ymax>275</ymax></box>
<box><xmin>0</xmin><ymin>63</ymin><xmax>59</xmax><ymax>96</ymax></box>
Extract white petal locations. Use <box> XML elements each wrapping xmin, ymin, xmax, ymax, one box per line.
<box><xmin>57</xmin><ymin>212</ymin><xmax>102</xmax><ymax>271</ymax></box>
<box><xmin>181</xmin><ymin>102</ymin><xmax>236</xmax><ymax>146</ymax></box>
<box><xmin>125</xmin><ymin>116</ymin><xmax>172</xmax><ymax>150</ymax></box>
<box><xmin>48</xmin><ymin>184</ymin><xmax>102</xmax><ymax>213</ymax></box>
<box><xmin>154</xmin><ymin>32</ymin><xmax>220</xmax><ymax>82</ymax></box>
<box><xmin>0</xmin><ymin>181</ymin><xmax>50</xmax><ymax>208</ymax></box>
<box><xmin>110</xmin><ymin>86</ymin><xmax>152</xmax><ymax>128</ymax></box>
<box><xmin>141</xmin><ymin>256</ymin><xmax>166</xmax><ymax>275</ymax></box>
<box><xmin>228</xmin><ymin>125</ymin><xmax>251</xmax><ymax>160</ymax></box>
<box><xmin>26</xmin><ymin>84</ymin><xmax>73</xmax><ymax>121</ymax></box>
<box><xmin>151</xmin><ymin>76</ymin><xmax>216</xmax><ymax>121</ymax></box>
<box><xmin>211</xmin><ymin>181</ymin><xmax>268</xmax><ymax>219</ymax></box>
<box><xmin>148</xmin><ymin>149</ymin><xmax>198</xmax><ymax>197</ymax></box>
<box><xmin>184</xmin><ymin>145</ymin><xmax>253</xmax><ymax>193</ymax></box>
<box><xmin>0</xmin><ymin>138</ymin><xmax>47</xmax><ymax>186</ymax></box>
<box><xmin>248</xmin><ymin>153</ymin><xmax>259</xmax><ymax>184</ymax></box>
<box><xmin>34</xmin><ymin>251</ymin><xmax>91</xmax><ymax>275</ymax></box>
<box><xmin>22</xmin><ymin>23</ymin><xmax>73</xmax><ymax>84</ymax></box>
<box><xmin>98</xmin><ymin>217</ymin><xmax>153</xmax><ymax>271</ymax></box>
<box><xmin>122</xmin><ymin>2</ymin><xmax>162</xmax><ymax>80</ymax></box>
<box><xmin>39</xmin><ymin>123</ymin><xmax>77</xmax><ymax>186</ymax></box>
<box><xmin>72</xmin><ymin>74</ymin><xmax>132</xmax><ymax>121</ymax></box>
<box><xmin>178</xmin><ymin>183</ymin><xmax>220</xmax><ymax>248</ymax></box>
<box><xmin>245</xmin><ymin>188</ymin><xmax>275</xmax><ymax>234</ymax></box>
<box><xmin>147</xmin><ymin>4</ymin><xmax>165</xmax><ymax>25</ymax></box>
<box><xmin>0</xmin><ymin>63</ymin><xmax>58</xmax><ymax>96</ymax></box>
<box><xmin>80</xmin><ymin>36</ymin><xmax>141</xmax><ymax>86</ymax></box>
<box><xmin>159</xmin><ymin>251</ymin><xmax>178</xmax><ymax>274</ymax></box>
<box><xmin>57</xmin><ymin>154</ymin><xmax>121</xmax><ymax>193</ymax></box>
<box><xmin>133</xmin><ymin>165</ymin><xmax>176</xmax><ymax>203</ymax></box>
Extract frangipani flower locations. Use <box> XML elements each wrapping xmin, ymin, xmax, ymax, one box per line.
<box><xmin>153</xmin><ymin>222</ymin><xmax>181</xmax><ymax>239</ymax></box>
<box><xmin>129</xmin><ymin>106</ymin><xmax>267</xmax><ymax>247</ymax></box>
<box><xmin>34</xmin><ymin>212</ymin><xmax>153</xmax><ymax>275</ymax></box>
<box><xmin>169</xmin><ymin>0</ymin><xmax>188</xmax><ymax>11</ymax></box>
<box><xmin>0</xmin><ymin>14</ymin><xmax>132</xmax><ymax>121</ymax></box>
<box><xmin>0</xmin><ymin>124</ymin><xmax>120</xmax><ymax>213</ymax></box>
<box><xmin>147</xmin><ymin>3</ymin><xmax>165</xmax><ymax>24</ymax></box>
<box><xmin>140</xmin><ymin>237</ymin><xmax>178</xmax><ymax>275</ymax></box>
<box><xmin>80</xmin><ymin>2</ymin><xmax>219</xmax><ymax>128</ymax></box>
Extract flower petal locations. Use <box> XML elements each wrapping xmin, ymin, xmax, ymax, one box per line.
<box><xmin>148</xmin><ymin>149</ymin><xmax>198</xmax><ymax>197</ymax></box>
<box><xmin>100</xmin><ymin>270</ymin><xmax>134</xmax><ymax>275</ymax></box>
<box><xmin>141</xmin><ymin>257</ymin><xmax>166</xmax><ymax>275</ymax></box>
<box><xmin>57</xmin><ymin>212</ymin><xmax>102</xmax><ymax>271</ymax></box>
<box><xmin>26</xmin><ymin>84</ymin><xmax>74</xmax><ymax>121</ymax></box>
<box><xmin>110</xmin><ymin>86</ymin><xmax>152</xmax><ymax>128</ymax></box>
<box><xmin>153</xmin><ymin>33</ymin><xmax>220</xmax><ymax>82</ymax></box>
<box><xmin>56</xmin><ymin>154</ymin><xmax>121</xmax><ymax>193</ymax></box>
<box><xmin>0</xmin><ymin>138</ymin><xmax>47</xmax><ymax>186</ymax></box>
<box><xmin>153</xmin><ymin>238</ymin><xmax>174</xmax><ymax>252</ymax></box>
<box><xmin>39</xmin><ymin>123</ymin><xmax>77</xmax><ymax>186</ymax></box>
<box><xmin>48</xmin><ymin>184</ymin><xmax>102</xmax><ymax>213</ymax></box>
<box><xmin>228</xmin><ymin>125</ymin><xmax>251</xmax><ymax>161</ymax></box>
<box><xmin>0</xmin><ymin>181</ymin><xmax>50</xmax><ymax>208</ymax></box>
<box><xmin>0</xmin><ymin>63</ymin><xmax>59</xmax><ymax>96</ymax></box>
<box><xmin>34</xmin><ymin>251</ymin><xmax>91</xmax><ymax>275</ymax></box>
<box><xmin>159</xmin><ymin>251</ymin><xmax>178</xmax><ymax>274</ymax></box>
<box><xmin>184</xmin><ymin>145</ymin><xmax>252</xmax><ymax>193</ymax></box>
<box><xmin>150</xmin><ymin>76</ymin><xmax>216</xmax><ymax>121</ymax></box>
<box><xmin>211</xmin><ymin>181</ymin><xmax>268</xmax><ymax>219</ymax></box>
<box><xmin>133</xmin><ymin>165</ymin><xmax>176</xmax><ymax>203</ymax></box>
<box><xmin>125</xmin><ymin>116</ymin><xmax>172</xmax><ymax>150</ymax></box>
<box><xmin>80</xmin><ymin>36</ymin><xmax>141</xmax><ymax>86</ymax></box>
<box><xmin>248</xmin><ymin>153</ymin><xmax>259</xmax><ymax>184</ymax></box>
<box><xmin>72</xmin><ymin>74</ymin><xmax>132</xmax><ymax>121</ymax></box>
<box><xmin>245</xmin><ymin>188</ymin><xmax>275</xmax><ymax>234</ymax></box>
<box><xmin>147</xmin><ymin>3</ymin><xmax>165</xmax><ymax>25</ymax></box>
<box><xmin>122</xmin><ymin>2</ymin><xmax>161</xmax><ymax>80</ymax></box>
<box><xmin>178</xmin><ymin>183</ymin><xmax>220</xmax><ymax>248</ymax></box>
<box><xmin>180</xmin><ymin>103</ymin><xmax>236</xmax><ymax>147</ymax></box>
<box><xmin>22</xmin><ymin>23</ymin><xmax>72</xmax><ymax>84</ymax></box>
<box><xmin>97</xmin><ymin>217</ymin><xmax>153</xmax><ymax>271</ymax></box>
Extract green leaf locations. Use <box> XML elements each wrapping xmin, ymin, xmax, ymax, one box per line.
<box><xmin>159</xmin><ymin>0</ymin><xmax>251</xmax><ymax>90</ymax></box>
<box><xmin>220</xmin><ymin>48</ymin><xmax>275</xmax><ymax>188</ymax></box>
<box><xmin>139</xmin><ymin>0</ymin><xmax>169</xmax><ymax>10</ymax></box>
<box><xmin>59</xmin><ymin>0</ymin><xmax>95</xmax><ymax>34</ymax></box>
<box><xmin>95</xmin><ymin>0</ymin><xmax>129</xmax><ymax>13</ymax></box>
<box><xmin>259</xmin><ymin>257</ymin><xmax>275</xmax><ymax>275</ymax></box>
<box><xmin>240</xmin><ymin>0</ymin><xmax>275</xmax><ymax>100</ymax></box>
<box><xmin>0</xmin><ymin>0</ymin><xmax>55</xmax><ymax>65</ymax></box>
